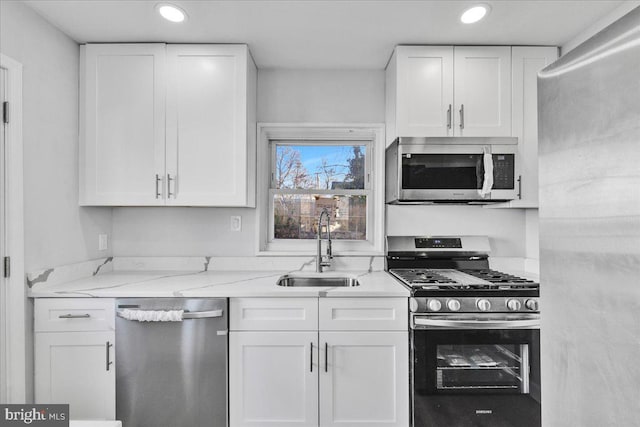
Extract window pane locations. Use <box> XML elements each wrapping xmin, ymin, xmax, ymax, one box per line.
<box><xmin>274</xmin><ymin>194</ymin><xmax>366</xmax><ymax>240</ymax></box>
<box><xmin>275</xmin><ymin>145</ymin><xmax>366</xmax><ymax>190</ymax></box>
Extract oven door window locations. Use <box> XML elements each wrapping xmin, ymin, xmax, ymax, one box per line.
<box><xmin>436</xmin><ymin>344</ymin><xmax>529</xmax><ymax>392</ymax></box>
<box><xmin>412</xmin><ymin>328</ymin><xmax>541</xmax><ymax>427</ymax></box>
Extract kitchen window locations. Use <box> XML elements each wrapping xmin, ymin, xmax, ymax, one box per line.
<box><xmin>257</xmin><ymin>125</ymin><xmax>384</xmax><ymax>255</ymax></box>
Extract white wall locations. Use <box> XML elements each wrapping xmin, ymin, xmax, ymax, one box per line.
<box><xmin>111</xmin><ymin>69</ymin><xmax>385</xmax><ymax>256</ymax></box>
<box><xmin>561</xmin><ymin>2</ymin><xmax>640</xmax><ymax>53</ymax></box>
<box><xmin>0</xmin><ymin>0</ymin><xmax>112</xmax><ymax>273</ymax></box>
<box><xmin>387</xmin><ymin>205</ymin><xmax>526</xmax><ymax>257</ymax></box>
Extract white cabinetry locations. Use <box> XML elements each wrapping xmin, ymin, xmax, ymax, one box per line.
<box><xmin>501</xmin><ymin>46</ymin><xmax>559</xmax><ymax>208</ymax></box>
<box><xmin>80</xmin><ymin>43</ymin><xmax>257</xmax><ymax>207</ymax></box>
<box><xmin>454</xmin><ymin>46</ymin><xmax>512</xmax><ymax>137</ymax></box>
<box><xmin>387</xmin><ymin>45</ymin><xmax>511</xmax><ymax>143</ymax></box>
<box><xmin>230</xmin><ymin>331</ymin><xmax>318</xmax><ymax>427</ymax></box>
<box><xmin>34</xmin><ymin>299</ymin><xmax>115</xmax><ymax>420</ymax></box>
<box><xmin>80</xmin><ymin>44</ymin><xmax>166</xmax><ymax>205</ymax></box>
<box><xmin>229</xmin><ymin>298</ymin><xmax>408</xmax><ymax>427</ymax></box>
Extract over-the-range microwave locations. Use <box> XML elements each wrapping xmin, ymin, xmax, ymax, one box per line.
<box><xmin>385</xmin><ymin>137</ymin><xmax>519</xmax><ymax>203</ymax></box>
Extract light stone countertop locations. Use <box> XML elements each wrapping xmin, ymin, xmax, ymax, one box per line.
<box><xmin>28</xmin><ymin>269</ymin><xmax>410</xmax><ymax>298</ymax></box>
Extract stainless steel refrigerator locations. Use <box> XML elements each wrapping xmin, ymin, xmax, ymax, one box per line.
<box><xmin>538</xmin><ymin>7</ymin><xmax>640</xmax><ymax>427</ymax></box>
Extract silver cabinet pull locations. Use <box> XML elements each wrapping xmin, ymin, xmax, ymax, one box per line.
<box><xmin>459</xmin><ymin>104</ymin><xmax>465</xmax><ymax>129</ymax></box>
<box><xmin>310</xmin><ymin>342</ymin><xmax>313</xmax><ymax>373</ymax></box>
<box><xmin>167</xmin><ymin>174</ymin><xmax>175</xmax><ymax>198</ymax></box>
<box><xmin>155</xmin><ymin>174</ymin><xmax>162</xmax><ymax>199</ymax></box>
<box><xmin>517</xmin><ymin>175</ymin><xmax>522</xmax><ymax>200</ymax></box>
<box><xmin>447</xmin><ymin>104</ymin><xmax>452</xmax><ymax>129</ymax></box>
<box><xmin>324</xmin><ymin>342</ymin><xmax>328</xmax><ymax>373</ymax></box>
<box><xmin>58</xmin><ymin>314</ymin><xmax>90</xmax><ymax>319</ymax></box>
<box><xmin>106</xmin><ymin>341</ymin><xmax>113</xmax><ymax>371</ymax></box>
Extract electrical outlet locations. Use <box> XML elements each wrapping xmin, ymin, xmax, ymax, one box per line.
<box><xmin>98</xmin><ymin>234</ymin><xmax>109</xmax><ymax>251</ymax></box>
<box><xmin>230</xmin><ymin>216</ymin><xmax>242</xmax><ymax>232</ymax></box>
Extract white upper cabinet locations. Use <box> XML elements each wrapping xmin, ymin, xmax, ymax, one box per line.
<box><xmin>166</xmin><ymin>45</ymin><xmax>256</xmax><ymax>206</ymax></box>
<box><xmin>510</xmin><ymin>46</ymin><xmax>559</xmax><ymax>207</ymax></box>
<box><xmin>80</xmin><ymin>43</ymin><xmax>257</xmax><ymax>207</ymax></box>
<box><xmin>80</xmin><ymin>44</ymin><xmax>166</xmax><ymax>205</ymax></box>
<box><xmin>391</xmin><ymin>46</ymin><xmax>454</xmax><ymax>138</ymax></box>
<box><xmin>454</xmin><ymin>46</ymin><xmax>512</xmax><ymax>137</ymax></box>
<box><xmin>386</xmin><ymin>45</ymin><xmax>512</xmax><ymax>142</ymax></box>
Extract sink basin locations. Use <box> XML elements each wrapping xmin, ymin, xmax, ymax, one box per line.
<box><xmin>277</xmin><ymin>274</ymin><xmax>360</xmax><ymax>287</ymax></box>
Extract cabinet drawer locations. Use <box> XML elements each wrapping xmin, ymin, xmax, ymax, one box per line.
<box><xmin>319</xmin><ymin>298</ymin><xmax>408</xmax><ymax>331</ymax></box>
<box><xmin>230</xmin><ymin>298</ymin><xmax>318</xmax><ymax>331</ymax></box>
<box><xmin>35</xmin><ymin>298</ymin><xmax>115</xmax><ymax>332</ymax></box>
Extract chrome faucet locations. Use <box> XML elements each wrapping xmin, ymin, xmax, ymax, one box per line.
<box><xmin>316</xmin><ymin>208</ymin><xmax>333</xmax><ymax>273</ymax></box>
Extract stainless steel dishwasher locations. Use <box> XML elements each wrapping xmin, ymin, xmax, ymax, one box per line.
<box><xmin>115</xmin><ymin>298</ymin><xmax>227</xmax><ymax>427</ymax></box>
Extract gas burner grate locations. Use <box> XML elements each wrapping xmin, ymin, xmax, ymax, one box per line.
<box><xmin>460</xmin><ymin>269</ymin><xmax>536</xmax><ymax>285</ymax></box>
<box><xmin>390</xmin><ymin>269</ymin><xmax>456</xmax><ymax>286</ymax></box>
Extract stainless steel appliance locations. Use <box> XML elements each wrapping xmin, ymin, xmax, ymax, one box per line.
<box><xmin>386</xmin><ymin>137</ymin><xmax>519</xmax><ymax>203</ymax></box>
<box><xmin>387</xmin><ymin>236</ymin><xmax>540</xmax><ymax>427</ymax></box>
<box><xmin>116</xmin><ymin>298</ymin><xmax>228</xmax><ymax>427</ymax></box>
<box><xmin>538</xmin><ymin>7</ymin><xmax>640</xmax><ymax>426</ymax></box>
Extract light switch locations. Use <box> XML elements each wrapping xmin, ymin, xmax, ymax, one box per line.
<box><xmin>98</xmin><ymin>233</ymin><xmax>109</xmax><ymax>251</ymax></box>
<box><xmin>230</xmin><ymin>216</ymin><xmax>242</xmax><ymax>232</ymax></box>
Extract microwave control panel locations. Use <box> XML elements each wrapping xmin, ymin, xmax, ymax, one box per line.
<box><xmin>492</xmin><ymin>154</ymin><xmax>515</xmax><ymax>189</ymax></box>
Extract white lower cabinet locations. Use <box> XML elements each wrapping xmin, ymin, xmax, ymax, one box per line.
<box><xmin>319</xmin><ymin>331</ymin><xmax>409</xmax><ymax>427</ymax></box>
<box><xmin>34</xmin><ymin>299</ymin><xmax>115</xmax><ymax>420</ymax></box>
<box><xmin>229</xmin><ymin>331</ymin><xmax>319</xmax><ymax>427</ymax></box>
<box><xmin>229</xmin><ymin>297</ymin><xmax>409</xmax><ymax>427</ymax></box>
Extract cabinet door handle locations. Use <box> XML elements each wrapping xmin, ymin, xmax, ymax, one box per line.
<box><xmin>459</xmin><ymin>104</ymin><xmax>465</xmax><ymax>129</ymax></box>
<box><xmin>106</xmin><ymin>341</ymin><xmax>113</xmax><ymax>371</ymax></box>
<box><xmin>446</xmin><ymin>104</ymin><xmax>452</xmax><ymax>129</ymax></box>
<box><xmin>324</xmin><ymin>342</ymin><xmax>328</xmax><ymax>373</ymax></box>
<box><xmin>58</xmin><ymin>314</ymin><xmax>90</xmax><ymax>319</ymax></box>
<box><xmin>517</xmin><ymin>175</ymin><xmax>522</xmax><ymax>200</ymax></box>
<box><xmin>310</xmin><ymin>342</ymin><xmax>313</xmax><ymax>373</ymax></box>
<box><xmin>155</xmin><ymin>174</ymin><xmax>162</xmax><ymax>199</ymax></box>
<box><xmin>167</xmin><ymin>174</ymin><xmax>175</xmax><ymax>198</ymax></box>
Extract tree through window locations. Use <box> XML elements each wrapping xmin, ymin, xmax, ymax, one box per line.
<box><xmin>270</xmin><ymin>142</ymin><xmax>370</xmax><ymax>241</ymax></box>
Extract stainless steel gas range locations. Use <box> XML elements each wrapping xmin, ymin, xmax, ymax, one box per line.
<box><xmin>387</xmin><ymin>236</ymin><xmax>541</xmax><ymax>427</ymax></box>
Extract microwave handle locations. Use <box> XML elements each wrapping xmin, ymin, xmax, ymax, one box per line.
<box><xmin>478</xmin><ymin>149</ymin><xmax>494</xmax><ymax>197</ymax></box>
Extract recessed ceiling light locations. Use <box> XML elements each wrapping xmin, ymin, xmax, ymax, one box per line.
<box><xmin>156</xmin><ymin>3</ymin><xmax>187</xmax><ymax>23</ymax></box>
<box><xmin>460</xmin><ymin>4</ymin><xmax>491</xmax><ymax>24</ymax></box>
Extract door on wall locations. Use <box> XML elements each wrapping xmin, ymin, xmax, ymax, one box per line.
<box><xmin>0</xmin><ymin>66</ymin><xmax>7</xmax><ymax>403</ymax></box>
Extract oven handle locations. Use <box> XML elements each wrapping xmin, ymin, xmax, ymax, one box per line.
<box><xmin>413</xmin><ymin>317</ymin><xmax>539</xmax><ymax>330</ymax></box>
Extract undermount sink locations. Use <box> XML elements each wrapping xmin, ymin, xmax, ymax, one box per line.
<box><xmin>277</xmin><ymin>274</ymin><xmax>360</xmax><ymax>287</ymax></box>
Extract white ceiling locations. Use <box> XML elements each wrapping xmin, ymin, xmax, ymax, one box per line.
<box><xmin>23</xmin><ymin>0</ymin><xmax>628</xmax><ymax>69</ymax></box>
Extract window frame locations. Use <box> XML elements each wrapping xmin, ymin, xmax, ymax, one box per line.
<box><xmin>256</xmin><ymin>124</ymin><xmax>385</xmax><ymax>256</ymax></box>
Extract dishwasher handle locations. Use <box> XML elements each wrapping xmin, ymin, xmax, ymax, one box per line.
<box><xmin>183</xmin><ymin>309</ymin><xmax>224</xmax><ymax>319</ymax></box>
<box><xmin>117</xmin><ymin>309</ymin><xmax>224</xmax><ymax>320</ymax></box>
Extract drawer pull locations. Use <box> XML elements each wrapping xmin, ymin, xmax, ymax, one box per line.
<box><xmin>58</xmin><ymin>314</ymin><xmax>91</xmax><ymax>319</ymax></box>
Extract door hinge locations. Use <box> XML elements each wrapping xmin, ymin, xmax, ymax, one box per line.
<box><xmin>3</xmin><ymin>257</ymin><xmax>10</xmax><ymax>278</ymax></box>
<box><xmin>2</xmin><ymin>101</ymin><xmax>8</xmax><ymax>124</ymax></box>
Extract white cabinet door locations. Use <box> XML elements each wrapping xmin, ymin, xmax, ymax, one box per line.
<box><xmin>166</xmin><ymin>44</ymin><xmax>256</xmax><ymax>206</ymax></box>
<box><xmin>319</xmin><ymin>331</ymin><xmax>409</xmax><ymax>427</ymax></box>
<box><xmin>80</xmin><ymin>44</ymin><xmax>166</xmax><ymax>205</ymax></box>
<box><xmin>395</xmin><ymin>46</ymin><xmax>454</xmax><ymax>137</ymax></box>
<box><xmin>229</xmin><ymin>331</ymin><xmax>318</xmax><ymax>427</ymax></box>
<box><xmin>454</xmin><ymin>46</ymin><xmax>512</xmax><ymax>136</ymax></box>
<box><xmin>511</xmin><ymin>46</ymin><xmax>559</xmax><ymax>207</ymax></box>
<box><xmin>35</xmin><ymin>331</ymin><xmax>115</xmax><ymax>420</ymax></box>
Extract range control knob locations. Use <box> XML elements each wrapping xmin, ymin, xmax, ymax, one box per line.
<box><xmin>427</xmin><ymin>299</ymin><xmax>442</xmax><ymax>312</ymax></box>
<box><xmin>525</xmin><ymin>299</ymin><xmax>539</xmax><ymax>311</ymax></box>
<box><xmin>507</xmin><ymin>299</ymin><xmax>522</xmax><ymax>311</ymax></box>
<box><xmin>447</xmin><ymin>299</ymin><xmax>461</xmax><ymax>312</ymax></box>
<box><xmin>477</xmin><ymin>299</ymin><xmax>491</xmax><ymax>312</ymax></box>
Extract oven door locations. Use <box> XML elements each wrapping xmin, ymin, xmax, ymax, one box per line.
<box><xmin>411</xmin><ymin>314</ymin><xmax>540</xmax><ymax>427</ymax></box>
<box><xmin>399</xmin><ymin>144</ymin><xmax>518</xmax><ymax>201</ymax></box>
